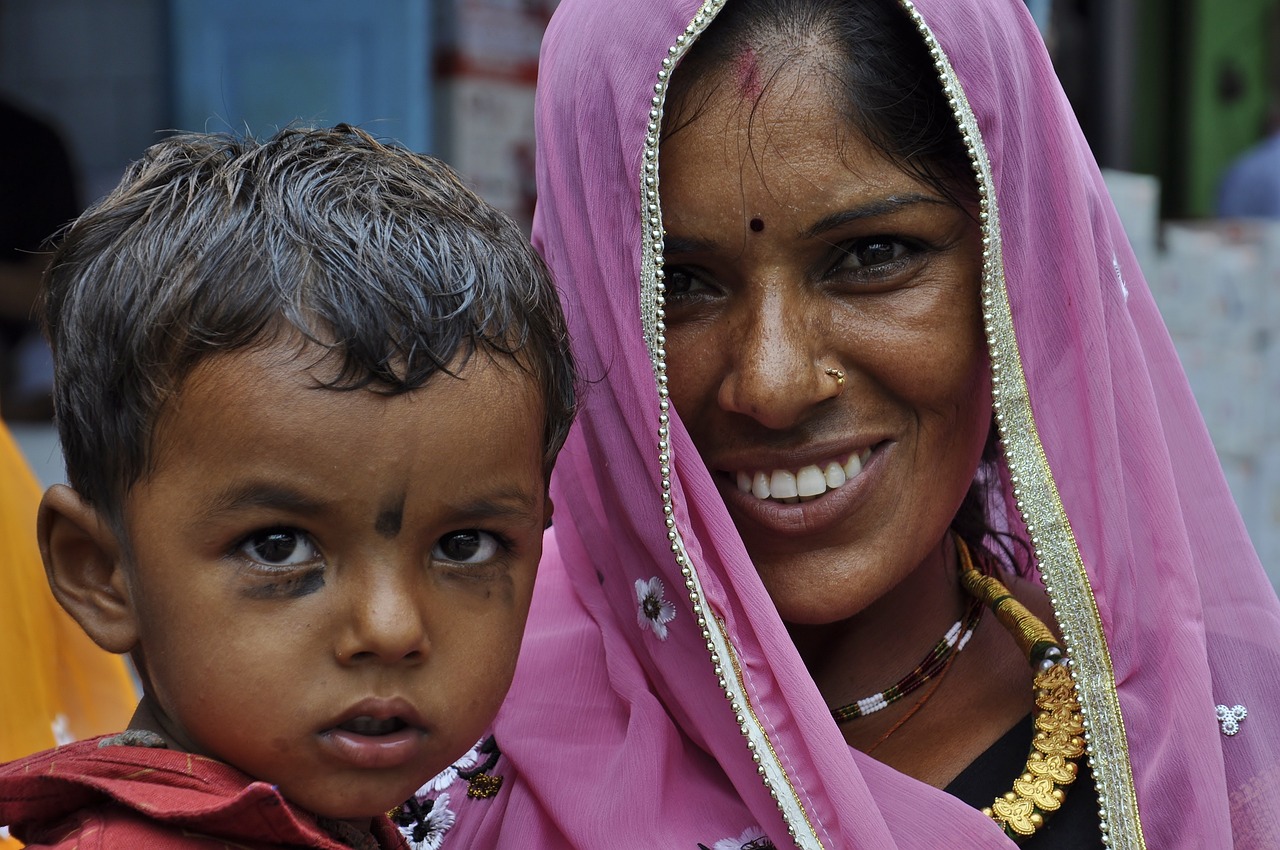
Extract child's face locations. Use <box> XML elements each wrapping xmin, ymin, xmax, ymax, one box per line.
<box><xmin>117</xmin><ymin>341</ymin><xmax>549</xmax><ymax>822</ymax></box>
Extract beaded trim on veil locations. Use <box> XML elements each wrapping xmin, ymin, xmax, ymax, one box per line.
<box><xmin>639</xmin><ymin>2</ymin><xmax>827</xmax><ymax>843</ymax></box>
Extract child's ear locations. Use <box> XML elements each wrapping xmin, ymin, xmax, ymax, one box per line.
<box><xmin>38</xmin><ymin>484</ymin><xmax>139</xmax><ymax>655</ymax></box>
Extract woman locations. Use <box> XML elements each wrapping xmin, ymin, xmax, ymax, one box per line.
<box><xmin>404</xmin><ymin>0</ymin><xmax>1280</xmax><ymax>847</ymax></box>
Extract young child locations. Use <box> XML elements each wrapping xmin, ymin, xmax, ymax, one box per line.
<box><xmin>0</xmin><ymin>125</ymin><xmax>576</xmax><ymax>850</ymax></box>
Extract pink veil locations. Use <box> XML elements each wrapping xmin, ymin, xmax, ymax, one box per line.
<box><xmin>432</xmin><ymin>0</ymin><xmax>1280</xmax><ymax>847</ymax></box>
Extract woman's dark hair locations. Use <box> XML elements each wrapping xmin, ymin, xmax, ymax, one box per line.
<box><xmin>663</xmin><ymin>0</ymin><xmax>1023</xmax><ymax>571</ymax></box>
<box><xmin>662</xmin><ymin>0</ymin><xmax>979</xmax><ymax>211</ymax></box>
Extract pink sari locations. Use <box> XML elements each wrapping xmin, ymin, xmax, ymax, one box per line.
<box><xmin>420</xmin><ymin>0</ymin><xmax>1280</xmax><ymax>846</ymax></box>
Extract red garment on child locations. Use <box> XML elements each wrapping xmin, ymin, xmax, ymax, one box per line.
<box><xmin>0</xmin><ymin>737</ymin><xmax>409</xmax><ymax>849</ymax></box>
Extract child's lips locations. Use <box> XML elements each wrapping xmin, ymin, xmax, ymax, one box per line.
<box><xmin>336</xmin><ymin>715</ymin><xmax>409</xmax><ymax>736</ymax></box>
<box><xmin>320</xmin><ymin>725</ymin><xmax>426</xmax><ymax>769</ymax></box>
<box><xmin>319</xmin><ymin>698</ymin><xmax>428</xmax><ymax>769</ymax></box>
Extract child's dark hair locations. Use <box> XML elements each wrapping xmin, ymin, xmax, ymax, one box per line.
<box><xmin>43</xmin><ymin>124</ymin><xmax>576</xmax><ymax>531</ymax></box>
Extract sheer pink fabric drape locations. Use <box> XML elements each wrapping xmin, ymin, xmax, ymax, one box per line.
<box><xmin>439</xmin><ymin>0</ymin><xmax>1280</xmax><ymax>846</ymax></box>
<box><xmin>933</xmin><ymin>3</ymin><xmax>1280</xmax><ymax>846</ymax></box>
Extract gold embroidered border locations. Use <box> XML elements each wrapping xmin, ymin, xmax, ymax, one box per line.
<box><xmin>897</xmin><ymin>2</ymin><xmax>1146</xmax><ymax>847</ymax></box>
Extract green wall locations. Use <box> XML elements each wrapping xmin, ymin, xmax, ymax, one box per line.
<box><xmin>1133</xmin><ymin>0</ymin><xmax>1277</xmax><ymax>217</ymax></box>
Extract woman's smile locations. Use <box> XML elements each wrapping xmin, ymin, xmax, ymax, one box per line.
<box><xmin>715</xmin><ymin>442</ymin><xmax>888</xmax><ymax>538</ymax></box>
<box><xmin>730</xmin><ymin>446</ymin><xmax>875</xmax><ymax>503</ymax></box>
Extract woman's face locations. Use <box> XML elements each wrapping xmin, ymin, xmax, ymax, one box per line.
<box><xmin>660</xmin><ymin>61</ymin><xmax>991</xmax><ymax>625</ymax></box>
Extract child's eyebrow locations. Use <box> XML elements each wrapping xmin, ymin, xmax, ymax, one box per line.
<box><xmin>197</xmin><ymin>483</ymin><xmax>543</xmax><ymax>526</ymax></box>
<box><xmin>447</xmin><ymin>489</ymin><xmax>544</xmax><ymax>523</ymax></box>
<box><xmin>200</xmin><ymin>482</ymin><xmax>326</xmax><ymax>519</ymax></box>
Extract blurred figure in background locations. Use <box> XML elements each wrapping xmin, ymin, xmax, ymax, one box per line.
<box><xmin>0</xmin><ymin>98</ymin><xmax>79</xmax><ymax>421</ymax></box>
<box><xmin>0</xmin><ymin>422</ymin><xmax>136</xmax><ymax>850</ymax></box>
<box><xmin>1</xmin><ymin>98</ymin><xmax>135</xmax><ymax>850</ymax></box>
<box><xmin>1218</xmin><ymin>101</ymin><xmax>1280</xmax><ymax>218</ymax></box>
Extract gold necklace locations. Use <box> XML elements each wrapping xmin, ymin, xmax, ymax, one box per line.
<box><xmin>956</xmin><ymin>537</ymin><xmax>1085</xmax><ymax>843</ymax></box>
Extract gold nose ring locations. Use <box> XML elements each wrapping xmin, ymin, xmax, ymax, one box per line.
<box><xmin>824</xmin><ymin>367</ymin><xmax>845</xmax><ymax>387</ymax></box>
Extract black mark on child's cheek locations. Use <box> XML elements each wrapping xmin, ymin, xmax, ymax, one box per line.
<box><xmin>244</xmin><ymin>570</ymin><xmax>325</xmax><ymax>599</ymax></box>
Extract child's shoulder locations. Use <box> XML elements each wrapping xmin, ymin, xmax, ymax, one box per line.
<box><xmin>10</xmin><ymin>802</ymin><xmax>236</xmax><ymax>848</ymax></box>
<box><xmin>0</xmin><ymin>737</ymin><xmax>233</xmax><ymax>847</ymax></box>
<box><xmin>0</xmin><ymin>746</ymin><xmax>204</xmax><ymax>846</ymax></box>
<box><xmin>24</xmin><ymin>806</ymin><xmax>407</xmax><ymax>849</ymax></box>
<box><xmin>0</xmin><ymin>733</ymin><xmax>234</xmax><ymax>792</ymax></box>
<box><xmin>1</xmin><ymin>737</ymin><xmax>409</xmax><ymax>850</ymax></box>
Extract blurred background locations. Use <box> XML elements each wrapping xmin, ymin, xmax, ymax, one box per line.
<box><xmin>1</xmin><ymin>0</ymin><xmax>1279</xmax><ymax>587</ymax></box>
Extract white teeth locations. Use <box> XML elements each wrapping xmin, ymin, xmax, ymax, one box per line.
<box><xmin>823</xmin><ymin>461</ymin><xmax>846</xmax><ymax>489</ymax></box>
<box><xmin>770</xmin><ymin>469</ymin><xmax>798</xmax><ymax>499</ymax></box>
<box><xmin>734</xmin><ymin>448</ymin><xmax>872</xmax><ymax>504</ymax></box>
<box><xmin>796</xmin><ymin>465</ymin><xmax>826</xmax><ymax>497</ymax></box>
<box><xmin>752</xmin><ymin>471</ymin><xmax>771</xmax><ymax>499</ymax></box>
<box><xmin>843</xmin><ymin>452</ymin><xmax>863</xmax><ymax>479</ymax></box>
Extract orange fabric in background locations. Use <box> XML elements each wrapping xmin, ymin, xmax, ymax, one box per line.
<box><xmin>0</xmin><ymin>423</ymin><xmax>136</xmax><ymax>849</ymax></box>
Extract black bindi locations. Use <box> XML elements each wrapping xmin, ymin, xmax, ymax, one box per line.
<box><xmin>749</xmin><ymin>217</ymin><xmax>765</xmax><ymax>232</ymax></box>
<box><xmin>375</xmin><ymin>499</ymin><xmax>405</xmax><ymax>539</ymax></box>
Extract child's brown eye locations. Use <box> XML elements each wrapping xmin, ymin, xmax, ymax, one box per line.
<box><xmin>432</xmin><ymin>530</ymin><xmax>501</xmax><ymax>565</ymax></box>
<box><xmin>240</xmin><ymin>528</ymin><xmax>318</xmax><ymax>567</ymax></box>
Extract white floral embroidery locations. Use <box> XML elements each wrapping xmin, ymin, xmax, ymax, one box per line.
<box><xmin>50</xmin><ymin>714</ymin><xmax>74</xmax><ymax>746</ymax></box>
<box><xmin>418</xmin><ymin>738</ymin><xmax>483</xmax><ymax>794</ymax></box>
<box><xmin>1216</xmin><ymin>703</ymin><xmax>1248</xmax><ymax>736</ymax></box>
<box><xmin>400</xmin><ymin>791</ymin><xmax>456</xmax><ymax>850</ymax></box>
<box><xmin>635</xmin><ymin>576</ymin><xmax>677</xmax><ymax>640</ymax></box>
<box><xmin>711</xmin><ymin>825</ymin><xmax>773</xmax><ymax>850</ymax></box>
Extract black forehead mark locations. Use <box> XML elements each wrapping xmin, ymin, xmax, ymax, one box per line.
<box><xmin>375</xmin><ymin>498</ymin><xmax>405</xmax><ymax>539</ymax></box>
<box><xmin>749</xmin><ymin>217</ymin><xmax>765</xmax><ymax>232</ymax></box>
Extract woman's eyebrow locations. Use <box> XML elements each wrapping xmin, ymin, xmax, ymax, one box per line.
<box><xmin>663</xmin><ymin>193</ymin><xmax>952</xmax><ymax>254</ymax></box>
<box><xmin>802</xmin><ymin>193</ymin><xmax>950</xmax><ymax>238</ymax></box>
<box><xmin>663</xmin><ymin>234</ymin><xmax>718</xmax><ymax>255</ymax></box>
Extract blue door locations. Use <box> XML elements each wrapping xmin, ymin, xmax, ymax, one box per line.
<box><xmin>171</xmin><ymin>0</ymin><xmax>431</xmax><ymax>152</ymax></box>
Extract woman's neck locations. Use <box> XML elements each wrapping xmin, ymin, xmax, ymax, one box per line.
<box><xmin>786</xmin><ymin>535</ymin><xmax>964</xmax><ymax>705</ymax></box>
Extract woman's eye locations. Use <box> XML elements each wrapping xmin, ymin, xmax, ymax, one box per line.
<box><xmin>239</xmin><ymin>528</ymin><xmax>318</xmax><ymax>567</ymax></box>
<box><xmin>662</xmin><ymin>265</ymin><xmax>711</xmax><ymax>300</ymax></box>
<box><xmin>840</xmin><ymin>238</ymin><xmax>911</xmax><ymax>269</ymax></box>
<box><xmin>432</xmin><ymin>530</ymin><xmax>501</xmax><ymax>565</ymax></box>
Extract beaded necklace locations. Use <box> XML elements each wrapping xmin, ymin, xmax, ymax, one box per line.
<box><xmin>829</xmin><ymin>588</ymin><xmax>983</xmax><ymax>725</ymax></box>
<box><xmin>956</xmin><ymin>537</ymin><xmax>1086</xmax><ymax>843</ymax></box>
